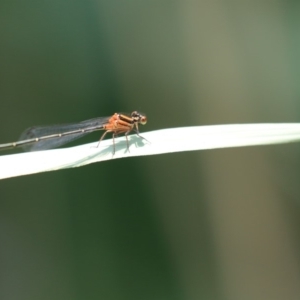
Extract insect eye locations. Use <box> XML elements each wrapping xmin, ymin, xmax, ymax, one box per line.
<box><xmin>140</xmin><ymin>116</ymin><xmax>147</xmax><ymax>125</ymax></box>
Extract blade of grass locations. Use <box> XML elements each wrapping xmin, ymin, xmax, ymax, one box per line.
<box><xmin>1</xmin><ymin>123</ymin><xmax>300</xmax><ymax>179</ymax></box>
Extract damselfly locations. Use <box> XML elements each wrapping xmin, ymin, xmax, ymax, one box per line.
<box><xmin>0</xmin><ymin>111</ymin><xmax>147</xmax><ymax>154</ymax></box>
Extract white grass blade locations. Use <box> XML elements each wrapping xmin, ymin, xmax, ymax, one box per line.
<box><xmin>1</xmin><ymin>123</ymin><xmax>300</xmax><ymax>179</ymax></box>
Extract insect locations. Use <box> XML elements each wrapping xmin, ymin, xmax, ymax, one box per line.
<box><xmin>0</xmin><ymin>111</ymin><xmax>147</xmax><ymax>154</ymax></box>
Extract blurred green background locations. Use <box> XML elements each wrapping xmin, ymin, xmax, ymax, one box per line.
<box><xmin>1</xmin><ymin>1</ymin><xmax>300</xmax><ymax>300</ymax></box>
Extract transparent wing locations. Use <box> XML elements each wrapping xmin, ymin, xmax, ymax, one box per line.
<box><xmin>19</xmin><ymin>117</ymin><xmax>109</xmax><ymax>151</ymax></box>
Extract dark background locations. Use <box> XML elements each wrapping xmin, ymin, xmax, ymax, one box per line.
<box><xmin>1</xmin><ymin>1</ymin><xmax>300</xmax><ymax>300</ymax></box>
